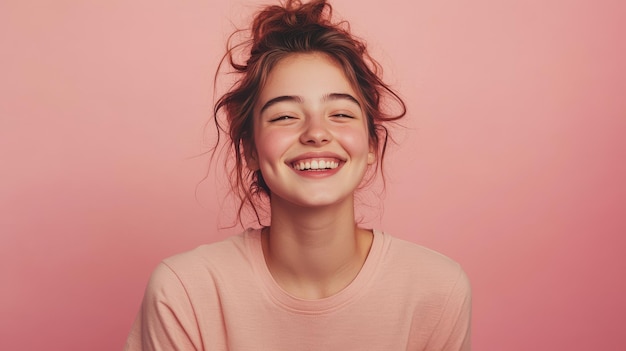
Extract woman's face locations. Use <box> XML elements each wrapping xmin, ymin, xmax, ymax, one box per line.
<box><xmin>250</xmin><ymin>52</ymin><xmax>375</xmax><ymax>209</ymax></box>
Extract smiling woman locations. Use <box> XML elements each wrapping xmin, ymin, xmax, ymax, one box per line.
<box><xmin>124</xmin><ymin>0</ymin><xmax>471</xmax><ymax>350</ymax></box>
<box><xmin>250</xmin><ymin>52</ymin><xmax>373</xmax><ymax>210</ymax></box>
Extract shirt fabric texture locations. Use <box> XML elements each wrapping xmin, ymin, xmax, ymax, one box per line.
<box><xmin>125</xmin><ymin>229</ymin><xmax>472</xmax><ymax>350</ymax></box>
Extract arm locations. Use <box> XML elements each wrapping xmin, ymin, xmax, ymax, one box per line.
<box><xmin>427</xmin><ymin>268</ymin><xmax>473</xmax><ymax>351</ymax></box>
<box><xmin>125</xmin><ymin>263</ymin><xmax>200</xmax><ymax>351</ymax></box>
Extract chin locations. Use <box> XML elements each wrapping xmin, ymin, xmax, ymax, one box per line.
<box><xmin>268</xmin><ymin>190</ymin><xmax>346</xmax><ymax>208</ymax></box>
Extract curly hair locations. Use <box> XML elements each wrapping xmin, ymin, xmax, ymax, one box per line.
<box><xmin>213</xmin><ymin>0</ymin><xmax>406</xmax><ymax>226</ymax></box>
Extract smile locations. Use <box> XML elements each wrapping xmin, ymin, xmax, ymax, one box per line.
<box><xmin>292</xmin><ymin>158</ymin><xmax>341</xmax><ymax>171</ymax></box>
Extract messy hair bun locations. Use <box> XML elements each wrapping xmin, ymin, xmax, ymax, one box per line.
<box><xmin>213</xmin><ymin>0</ymin><xmax>406</xmax><ymax>226</ymax></box>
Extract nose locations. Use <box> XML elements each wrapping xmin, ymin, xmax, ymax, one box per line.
<box><xmin>299</xmin><ymin>115</ymin><xmax>332</xmax><ymax>145</ymax></box>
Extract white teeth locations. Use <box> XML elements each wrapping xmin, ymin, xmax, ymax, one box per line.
<box><xmin>293</xmin><ymin>159</ymin><xmax>339</xmax><ymax>171</ymax></box>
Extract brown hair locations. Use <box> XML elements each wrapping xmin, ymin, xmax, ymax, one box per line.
<box><xmin>213</xmin><ymin>0</ymin><xmax>406</xmax><ymax>225</ymax></box>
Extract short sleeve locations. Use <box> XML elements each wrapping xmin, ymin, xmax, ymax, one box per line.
<box><xmin>427</xmin><ymin>267</ymin><xmax>472</xmax><ymax>351</ymax></box>
<box><xmin>124</xmin><ymin>263</ymin><xmax>201</xmax><ymax>351</ymax></box>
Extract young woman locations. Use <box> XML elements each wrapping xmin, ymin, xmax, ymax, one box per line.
<box><xmin>125</xmin><ymin>0</ymin><xmax>471</xmax><ymax>350</ymax></box>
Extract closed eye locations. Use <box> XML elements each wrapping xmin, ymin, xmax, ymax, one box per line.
<box><xmin>331</xmin><ymin>113</ymin><xmax>354</xmax><ymax>119</ymax></box>
<box><xmin>269</xmin><ymin>115</ymin><xmax>296</xmax><ymax>122</ymax></box>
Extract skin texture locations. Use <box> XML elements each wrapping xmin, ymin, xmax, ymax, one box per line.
<box><xmin>249</xmin><ymin>52</ymin><xmax>375</xmax><ymax>299</ymax></box>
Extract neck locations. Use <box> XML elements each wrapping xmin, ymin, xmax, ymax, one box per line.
<box><xmin>261</xmin><ymin>196</ymin><xmax>373</xmax><ymax>299</ymax></box>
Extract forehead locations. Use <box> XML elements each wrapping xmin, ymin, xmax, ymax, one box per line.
<box><xmin>258</xmin><ymin>52</ymin><xmax>359</xmax><ymax>103</ymax></box>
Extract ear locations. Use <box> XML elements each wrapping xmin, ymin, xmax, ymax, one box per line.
<box><xmin>367</xmin><ymin>147</ymin><xmax>376</xmax><ymax>165</ymax></box>
<box><xmin>245</xmin><ymin>147</ymin><xmax>259</xmax><ymax>171</ymax></box>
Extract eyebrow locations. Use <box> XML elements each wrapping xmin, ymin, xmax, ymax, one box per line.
<box><xmin>258</xmin><ymin>93</ymin><xmax>361</xmax><ymax>114</ymax></box>
<box><xmin>324</xmin><ymin>93</ymin><xmax>361</xmax><ymax>108</ymax></box>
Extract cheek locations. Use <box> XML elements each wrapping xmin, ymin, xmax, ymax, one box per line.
<box><xmin>337</xmin><ymin>126</ymin><xmax>371</xmax><ymax>155</ymax></box>
<box><xmin>254</xmin><ymin>129</ymin><xmax>294</xmax><ymax>164</ymax></box>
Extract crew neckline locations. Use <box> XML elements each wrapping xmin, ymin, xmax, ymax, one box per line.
<box><xmin>244</xmin><ymin>228</ymin><xmax>387</xmax><ymax>315</ymax></box>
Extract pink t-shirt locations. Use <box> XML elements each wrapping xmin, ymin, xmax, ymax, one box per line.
<box><xmin>125</xmin><ymin>229</ymin><xmax>471</xmax><ymax>350</ymax></box>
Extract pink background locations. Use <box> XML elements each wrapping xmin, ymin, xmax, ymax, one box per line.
<box><xmin>1</xmin><ymin>0</ymin><xmax>624</xmax><ymax>350</ymax></box>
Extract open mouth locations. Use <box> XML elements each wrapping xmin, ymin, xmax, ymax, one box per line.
<box><xmin>291</xmin><ymin>158</ymin><xmax>341</xmax><ymax>171</ymax></box>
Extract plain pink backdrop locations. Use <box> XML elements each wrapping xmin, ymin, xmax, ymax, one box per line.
<box><xmin>1</xmin><ymin>0</ymin><xmax>624</xmax><ymax>350</ymax></box>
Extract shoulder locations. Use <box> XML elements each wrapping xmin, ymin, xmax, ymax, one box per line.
<box><xmin>126</xmin><ymin>233</ymin><xmax>256</xmax><ymax>351</ymax></box>
<box><xmin>380</xmin><ymin>232</ymin><xmax>471</xmax><ymax>295</ymax></box>
<box><xmin>385</xmin><ymin>234</ymin><xmax>462</xmax><ymax>271</ymax></box>
<box><xmin>145</xmin><ymin>230</ymin><xmax>256</xmax><ymax>296</ymax></box>
<box><xmin>162</xmin><ymin>231</ymin><xmax>248</xmax><ymax>272</ymax></box>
